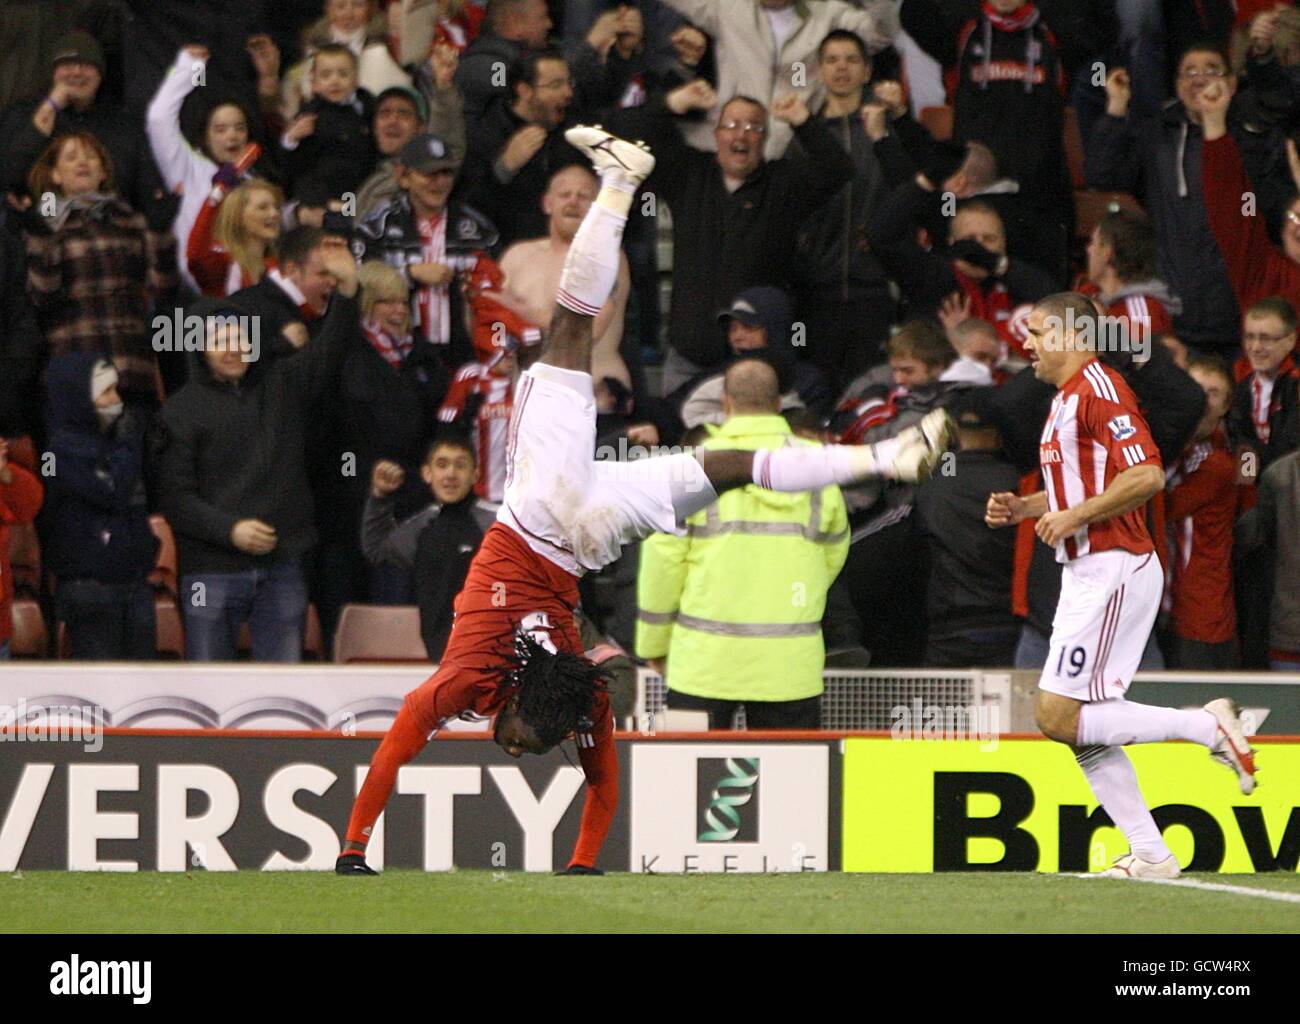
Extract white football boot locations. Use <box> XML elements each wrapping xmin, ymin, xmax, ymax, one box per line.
<box><xmin>564</xmin><ymin>125</ymin><xmax>656</xmax><ymax>186</ymax></box>
<box><xmin>1204</xmin><ymin>698</ymin><xmax>1258</xmax><ymax>795</ymax></box>
<box><xmin>1099</xmin><ymin>853</ymin><xmax>1182</xmax><ymax>879</ymax></box>
<box><xmin>880</xmin><ymin>409</ymin><xmax>955</xmax><ymax>482</ymax></box>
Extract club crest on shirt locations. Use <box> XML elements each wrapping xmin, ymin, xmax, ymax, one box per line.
<box><xmin>1108</xmin><ymin>415</ymin><xmax>1137</xmax><ymax>441</ymax></box>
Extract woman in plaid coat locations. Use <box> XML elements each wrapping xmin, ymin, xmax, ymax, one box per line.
<box><xmin>23</xmin><ymin>131</ymin><xmax>177</xmax><ymax>407</ymax></box>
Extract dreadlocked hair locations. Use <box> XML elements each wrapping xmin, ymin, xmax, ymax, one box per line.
<box><xmin>497</xmin><ymin>629</ymin><xmax>609</xmax><ymax>747</ymax></box>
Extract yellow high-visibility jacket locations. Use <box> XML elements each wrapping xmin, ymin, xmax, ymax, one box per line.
<box><xmin>635</xmin><ymin>415</ymin><xmax>849</xmax><ymax>701</ymax></box>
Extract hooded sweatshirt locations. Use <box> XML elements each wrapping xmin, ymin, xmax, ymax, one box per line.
<box><xmin>42</xmin><ymin>352</ymin><xmax>158</xmax><ymax>582</ymax></box>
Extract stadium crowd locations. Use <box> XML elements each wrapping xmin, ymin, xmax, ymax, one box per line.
<box><xmin>0</xmin><ymin>0</ymin><xmax>1298</xmax><ymax>719</ymax></box>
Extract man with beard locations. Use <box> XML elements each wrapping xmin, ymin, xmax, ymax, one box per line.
<box><xmin>460</xmin><ymin>48</ymin><xmax>587</xmax><ymax>245</ymax></box>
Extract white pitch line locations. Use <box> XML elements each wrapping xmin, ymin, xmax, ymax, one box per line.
<box><xmin>1070</xmin><ymin>874</ymin><xmax>1300</xmax><ymax>905</ymax></box>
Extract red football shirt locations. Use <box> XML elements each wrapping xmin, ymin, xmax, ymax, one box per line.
<box><xmin>1039</xmin><ymin>359</ymin><xmax>1162</xmax><ymax>562</ymax></box>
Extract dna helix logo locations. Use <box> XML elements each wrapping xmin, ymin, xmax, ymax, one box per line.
<box><xmin>698</xmin><ymin>757</ymin><xmax>760</xmax><ymax>842</ymax></box>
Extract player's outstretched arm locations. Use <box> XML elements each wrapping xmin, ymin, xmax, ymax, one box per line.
<box><xmin>1035</xmin><ymin>464</ymin><xmax>1163</xmax><ymax>546</ymax></box>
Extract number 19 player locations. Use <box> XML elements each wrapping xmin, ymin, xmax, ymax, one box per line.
<box><xmin>986</xmin><ymin>293</ymin><xmax>1257</xmax><ymax>879</ymax></box>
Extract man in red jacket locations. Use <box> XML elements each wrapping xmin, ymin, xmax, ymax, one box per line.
<box><xmin>0</xmin><ymin>438</ymin><xmax>44</xmax><ymax>658</ymax></box>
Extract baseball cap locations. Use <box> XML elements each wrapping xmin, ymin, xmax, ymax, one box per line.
<box><xmin>397</xmin><ymin>133</ymin><xmax>460</xmax><ymax>174</ymax></box>
<box><xmin>51</xmin><ymin>31</ymin><xmax>106</xmax><ymax>74</ymax></box>
<box><xmin>375</xmin><ymin>85</ymin><xmax>429</xmax><ymax>126</ymax></box>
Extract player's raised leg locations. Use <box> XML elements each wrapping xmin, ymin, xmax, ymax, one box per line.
<box><xmin>541</xmin><ymin>126</ymin><xmax>655</xmax><ymax>373</ymax></box>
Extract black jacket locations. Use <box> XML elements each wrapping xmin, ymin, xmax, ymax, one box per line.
<box><xmin>1085</xmin><ymin>102</ymin><xmax>1290</xmax><ymax>353</ymax></box>
<box><xmin>619</xmin><ymin>98</ymin><xmax>853</xmax><ymax>369</ymax></box>
<box><xmin>415</xmin><ymin>495</ymin><xmax>489</xmax><ymax>660</ymax></box>
<box><xmin>914</xmin><ymin>449</ymin><xmax>1021</xmax><ymax>636</ymax></box>
<box><xmin>1229</xmin><ymin>362</ymin><xmax>1300</xmax><ymax>477</ymax></box>
<box><xmin>454</xmin><ymin>32</ymin><xmax>527</xmax><ymax>128</ymax></box>
<box><xmin>794</xmin><ymin>105</ymin><xmax>889</xmax><ymax>296</ymax></box>
<box><xmin>0</xmin><ymin>97</ymin><xmax>161</xmax><ymax>213</ymax></box>
<box><xmin>459</xmin><ymin>97</ymin><xmax>585</xmax><ymax>247</ymax></box>
<box><xmin>0</xmin><ymin>219</ymin><xmax>43</xmax><ymax>437</ymax></box>
<box><xmin>156</xmin><ymin>293</ymin><xmax>355</xmax><ymax>575</ymax></box>
<box><xmin>283</xmin><ymin>91</ymin><xmax>376</xmax><ymax>206</ymax></box>
<box><xmin>42</xmin><ymin>352</ymin><xmax>158</xmax><ymax>582</ymax></box>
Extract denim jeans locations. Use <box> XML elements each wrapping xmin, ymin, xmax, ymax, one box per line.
<box><xmin>56</xmin><ymin>578</ymin><xmax>156</xmax><ymax>660</ymax></box>
<box><xmin>1271</xmin><ymin>660</ymin><xmax>1300</xmax><ymax>673</ymax></box>
<box><xmin>1014</xmin><ymin>622</ymin><xmax>1165</xmax><ymax>671</ymax></box>
<box><xmin>181</xmin><ymin>560</ymin><xmax>307</xmax><ymax>662</ymax></box>
<box><xmin>0</xmin><ymin>639</ymin><xmax>9</xmax><ymax>660</ymax></box>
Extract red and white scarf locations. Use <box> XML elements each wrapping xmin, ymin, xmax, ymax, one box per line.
<box><xmin>363</xmin><ymin>320</ymin><xmax>414</xmax><ymax>368</ymax></box>
<box><xmin>415</xmin><ymin>212</ymin><xmax>451</xmax><ymax>345</ymax></box>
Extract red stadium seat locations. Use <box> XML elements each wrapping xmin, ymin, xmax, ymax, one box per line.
<box><xmin>148</xmin><ymin>515</ymin><xmax>178</xmax><ymax>597</ymax></box>
<box><xmin>154</xmin><ymin>597</ymin><xmax>185</xmax><ymax>659</ymax></box>
<box><xmin>332</xmin><ymin>604</ymin><xmax>427</xmax><ymax>664</ymax></box>
<box><xmin>9</xmin><ymin>599</ymin><xmax>48</xmax><ymax>657</ymax></box>
<box><xmin>919</xmin><ymin>105</ymin><xmax>954</xmax><ymax>141</ymax></box>
<box><xmin>5</xmin><ymin>435</ymin><xmax>37</xmax><ymax>472</ymax></box>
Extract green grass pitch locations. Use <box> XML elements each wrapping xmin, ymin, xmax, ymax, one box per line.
<box><xmin>4</xmin><ymin>871</ymin><xmax>1299</xmax><ymax>933</ymax></box>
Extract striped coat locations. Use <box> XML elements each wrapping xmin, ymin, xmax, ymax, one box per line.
<box><xmin>25</xmin><ymin>197</ymin><xmax>177</xmax><ymax>401</ymax></box>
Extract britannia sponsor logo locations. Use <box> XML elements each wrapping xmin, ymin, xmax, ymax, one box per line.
<box><xmin>631</xmin><ymin>744</ymin><xmax>828</xmax><ymax>872</ymax></box>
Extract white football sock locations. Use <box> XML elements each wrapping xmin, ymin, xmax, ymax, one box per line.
<box><xmin>595</xmin><ymin>168</ymin><xmax>637</xmax><ymax>217</ymax></box>
<box><xmin>1077</xmin><ymin>700</ymin><xmax>1217</xmax><ymax>748</ymax></box>
<box><xmin>751</xmin><ymin>442</ymin><xmax>895</xmax><ymax>492</ymax></box>
<box><xmin>1076</xmin><ymin>745</ymin><xmax>1173</xmax><ymax>864</ymax></box>
<box><xmin>556</xmin><ymin>202</ymin><xmax>625</xmax><ymax>317</ymax></box>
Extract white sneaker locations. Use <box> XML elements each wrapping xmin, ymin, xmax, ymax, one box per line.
<box><xmin>1099</xmin><ymin>853</ymin><xmax>1181</xmax><ymax>879</ymax></box>
<box><xmin>564</xmin><ymin>125</ymin><xmax>656</xmax><ymax>185</ymax></box>
<box><xmin>1204</xmin><ymin>698</ymin><xmax>1258</xmax><ymax>795</ymax></box>
<box><xmin>880</xmin><ymin>409</ymin><xmax>954</xmax><ymax>482</ymax></box>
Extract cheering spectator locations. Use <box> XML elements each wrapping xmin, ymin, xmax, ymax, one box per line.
<box><xmin>1197</xmin><ymin>76</ymin><xmax>1300</xmax><ymax>317</ymax></box>
<box><xmin>353</xmin><ymin>85</ymin><xmax>433</xmax><ymax>219</ymax></box>
<box><xmin>627</xmin><ymin>80</ymin><xmax>853</xmax><ymax>391</ymax></box>
<box><xmin>1235</xmin><ymin>445</ymin><xmax>1300</xmax><ymax>671</ymax></box>
<box><xmin>1086</xmin><ymin>42</ymin><xmax>1291</xmax><ymax>355</ymax></box>
<box><xmin>0</xmin><ymin>436</ymin><xmax>43</xmax><ymax>659</ymax></box>
<box><xmin>23</xmin><ymin>132</ymin><xmax>177</xmax><ymax>409</ymax></box>
<box><xmin>156</xmin><ymin>245</ymin><xmax>359</xmax><ymax>662</ymax></box>
<box><xmin>914</xmin><ymin>386</ymin><xmax>1020</xmax><ymax>668</ymax></box>
<box><xmin>460</xmin><ymin>48</ymin><xmax>585</xmax><ymax>246</ymax></box>
<box><xmin>796</xmin><ymin>30</ymin><xmax>892</xmax><ymax>392</ymax></box>
<box><xmin>1</xmin><ymin>31</ymin><xmax>160</xmax><ymax>215</ymax></box>
<box><xmin>188</xmin><ymin>179</ymin><xmax>284</xmax><ymax>296</ymax></box>
<box><xmin>280</xmin><ymin>0</ymin><xmax>410</xmax><ymax>121</ymax></box>
<box><xmin>657</xmin><ymin>0</ymin><xmax>898</xmax><ymax>158</ymax></box>
<box><xmin>1078</xmin><ymin>209</ymin><xmax>1180</xmax><ymax>344</ymax></box>
<box><xmin>499</xmin><ymin>164</ymin><xmax>630</xmax><ymax>389</ymax></box>
<box><xmin>280</xmin><ymin>43</ymin><xmax>377</xmax><ymax>206</ymax></box>
<box><xmin>455</xmin><ymin>0</ymin><xmax>555</xmax><ymax>123</ymax></box>
<box><xmin>227</xmin><ymin>225</ymin><xmax>342</xmax><ymax>358</ymax></box>
<box><xmin>1162</xmin><ymin>357</ymin><xmax>1238</xmax><ymax>670</ymax></box>
<box><xmin>636</xmin><ymin>359</ymin><xmax>849</xmax><ymax>728</ymax></box>
<box><xmin>361</xmin><ymin>437</ymin><xmax>497</xmax><ymax>656</ymax></box>
<box><xmin>872</xmin><ymin>156</ymin><xmax>1056</xmax><ymax>360</ymax></box>
<box><xmin>42</xmin><ymin>355</ymin><xmax>159</xmax><ymax>660</ymax></box>
<box><xmin>1228</xmin><ymin>296</ymin><xmax>1300</xmax><ymax>476</ymax></box>
<box><xmin>352</xmin><ymin>132</ymin><xmax>499</xmax><ymax>369</ymax></box>
<box><xmin>146</xmin><ymin>44</ymin><xmax>280</xmax><ymax>294</ymax></box>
